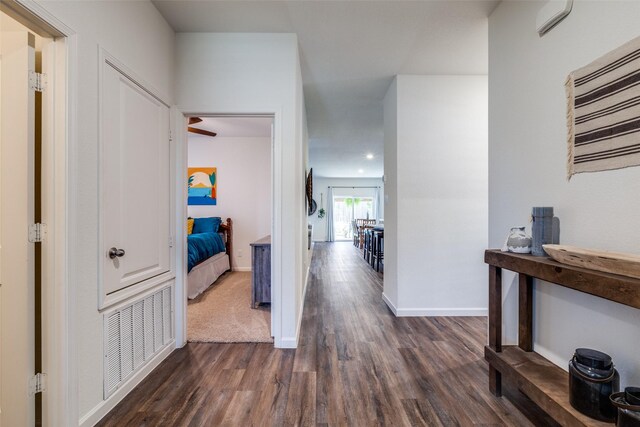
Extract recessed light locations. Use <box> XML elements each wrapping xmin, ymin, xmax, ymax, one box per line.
<box><xmin>366</xmin><ymin>153</ymin><xmax>374</xmax><ymax>160</ymax></box>
<box><xmin>358</xmin><ymin>169</ymin><xmax>364</xmax><ymax>173</ymax></box>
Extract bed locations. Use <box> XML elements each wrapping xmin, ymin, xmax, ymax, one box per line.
<box><xmin>187</xmin><ymin>217</ymin><xmax>233</xmax><ymax>299</ymax></box>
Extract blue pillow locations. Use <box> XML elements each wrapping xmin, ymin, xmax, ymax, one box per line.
<box><xmin>192</xmin><ymin>217</ymin><xmax>222</xmax><ymax>234</ymax></box>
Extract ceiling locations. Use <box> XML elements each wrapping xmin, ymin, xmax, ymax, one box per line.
<box><xmin>154</xmin><ymin>0</ymin><xmax>499</xmax><ymax>178</ymax></box>
<box><xmin>189</xmin><ymin>116</ymin><xmax>272</xmax><ymax>138</ymax></box>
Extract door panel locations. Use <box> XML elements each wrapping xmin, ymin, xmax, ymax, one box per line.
<box><xmin>101</xmin><ymin>61</ymin><xmax>170</xmax><ymax>298</ymax></box>
<box><xmin>0</xmin><ymin>27</ymin><xmax>36</xmax><ymax>426</ymax></box>
<box><xmin>332</xmin><ymin>195</ymin><xmax>375</xmax><ymax>241</ymax></box>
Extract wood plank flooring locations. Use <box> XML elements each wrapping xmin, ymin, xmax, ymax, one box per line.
<box><xmin>97</xmin><ymin>242</ymin><xmax>557</xmax><ymax>426</ymax></box>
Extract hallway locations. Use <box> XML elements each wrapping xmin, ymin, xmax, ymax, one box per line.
<box><xmin>98</xmin><ymin>242</ymin><xmax>553</xmax><ymax>426</ymax></box>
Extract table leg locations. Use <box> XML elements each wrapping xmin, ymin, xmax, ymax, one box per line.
<box><xmin>489</xmin><ymin>367</ymin><xmax>502</xmax><ymax>397</ymax></box>
<box><xmin>371</xmin><ymin>232</ymin><xmax>377</xmax><ymax>267</ymax></box>
<box><xmin>518</xmin><ymin>273</ymin><xmax>533</xmax><ymax>352</ymax></box>
<box><xmin>488</xmin><ymin>265</ymin><xmax>502</xmax><ymax>396</ymax></box>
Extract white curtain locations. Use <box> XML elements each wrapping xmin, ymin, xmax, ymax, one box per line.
<box><xmin>326</xmin><ymin>186</ymin><xmax>334</xmax><ymax>241</ymax></box>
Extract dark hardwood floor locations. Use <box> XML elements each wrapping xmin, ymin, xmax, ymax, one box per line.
<box><xmin>97</xmin><ymin>242</ymin><xmax>556</xmax><ymax>426</ymax></box>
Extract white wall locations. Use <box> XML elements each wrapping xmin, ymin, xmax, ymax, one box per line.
<box><xmin>383</xmin><ymin>79</ymin><xmax>399</xmax><ymax>305</ymax></box>
<box><xmin>295</xmin><ymin>53</ymin><xmax>308</xmax><ymax>336</ymax></box>
<box><xmin>490</xmin><ymin>1</ymin><xmax>640</xmax><ymax>386</ymax></box>
<box><xmin>383</xmin><ymin>75</ymin><xmax>488</xmax><ymax>316</ymax></box>
<box><xmin>34</xmin><ymin>0</ymin><xmax>176</xmax><ymax>423</ymax></box>
<box><xmin>309</xmin><ymin>177</ymin><xmax>384</xmax><ymax>241</ymax></box>
<box><xmin>188</xmin><ymin>135</ymin><xmax>271</xmax><ymax>271</ymax></box>
<box><xmin>176</xmin><ymin>33</ymin><xmax>308</xmax><ymax>348</ymax></box>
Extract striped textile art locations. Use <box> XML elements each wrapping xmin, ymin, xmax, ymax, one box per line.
<box><xmin>566</xmin><ymin>36</ymin><xmax>640</xmax><ymax>179</ymax></box>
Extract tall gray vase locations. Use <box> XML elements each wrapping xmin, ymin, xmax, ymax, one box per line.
<box><xmin>532</xmin><ymin>207</ymin><xmax>553</xmax><ymax>256</ymax></box>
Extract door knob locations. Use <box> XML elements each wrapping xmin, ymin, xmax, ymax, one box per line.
<box><xmin>108</xmin><ymin>247</ymin><xmax>125</xmax><ymax>259</ymax></box>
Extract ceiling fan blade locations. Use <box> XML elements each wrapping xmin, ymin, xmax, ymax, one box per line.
<box><xmin>188</xmin><ymin>117</ymin><xmax>203</xmax><ymax>125</ymax></box>
<box><xmin>188</xmin><ymin>127</ymin><xmax>217</xmax><ymax>137</ymax></box>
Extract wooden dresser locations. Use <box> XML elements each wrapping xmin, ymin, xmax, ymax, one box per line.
<box><xmin>250</xmin><ymin>235</ymin><xmax>271</xmax><ymax>308</ymax></box>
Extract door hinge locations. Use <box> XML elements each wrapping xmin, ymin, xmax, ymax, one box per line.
<box><xmin>169</xmin><ymin>130</ymin><xmax>173</xmax><ymax>142</ymax></box>
<box><xmin>169</xmin><ymin>235</ymin><xmax>174</xmax><ymax>248</ymax></box>
<box><xmin>29</xmin><ymin>71</ymin><xmax>47</xmax><ymax>92</ymax></box>
<box><xmin>29</xmin><ymin>373</ymin><xmax>47</xmax><ymax>395</ymax></box>
<box><xmin>28</xmin><ymin>223</ymin><xmax>46</xmax><ymax>243</ymax></box>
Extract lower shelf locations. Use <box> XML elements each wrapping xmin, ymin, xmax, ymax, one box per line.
<box><xmin>484</xmin><ymin>346</ymin><xmax>613</xmax><ymax>427</ymax></box>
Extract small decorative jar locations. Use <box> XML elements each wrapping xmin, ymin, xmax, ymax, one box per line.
<box><xmin>505</xmin><ymin>226</ymin><xmax>532</xmax><ymax>253</ymax></box>
<box><xmin>610</xmin><ymin>387</ymin><xmax>640</xmax><ymax>427</ymax></box>
<box><xmin>532</xmin><ymin>207</ymin><xmax>554</xmax><ymax>256</ymax></box>
<box><xmin>569</xmin><ymin>348</ymin><xmax>620</xmax><ymax>422</ymax></box>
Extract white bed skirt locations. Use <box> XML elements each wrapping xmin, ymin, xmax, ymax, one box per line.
<box><xmin>187</xmin><ymin>252</ymin><xmax>230</xmax><ymax>299</ymax></box>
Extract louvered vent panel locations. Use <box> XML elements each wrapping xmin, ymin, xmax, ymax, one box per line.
<box><xmin>162</xmin><ymin>287</ymin><xmax>171</xmax><ymax>344</ymax></box>
<box><xmin>132</xmin><ymin>301</ymin><xmax>145</xmax><ymax>369</ymax></box>
<box><xmin>103</xmin><ymin>285</ymin><xmax>173</xmax><ymax>399</ymax></box>
<box><xmin>153</xmin><ymin>292</ymin><xmax>163</xmax><ymax>352</ymax></box>
<box><xmin>105</xmin><ymin>312</ymin><xmax>122</xmax><ymax>397</ymax></box>
<box><xmin>143</xmin><ymin>297</ymin><xmax>154</xmax><ymax>360</ymax></box>
<box><xmin>121</xmin><ymin>306</ymin><xmax>134</xmax><ymax>379</ymax></box>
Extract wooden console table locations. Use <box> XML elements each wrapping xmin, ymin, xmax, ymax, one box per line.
<box><xmin>485</xmin><ymin>249</ymin><xmax>640</xmax><ymax>427</ymax></box>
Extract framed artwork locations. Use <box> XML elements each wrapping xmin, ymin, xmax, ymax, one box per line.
<box><xmin>188</xmin><ymin>167</ymin><xmax>217</xmax><ymax>205</ymax></box>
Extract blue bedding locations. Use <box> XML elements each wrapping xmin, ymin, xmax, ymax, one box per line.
<box><xmin>187</xmin><ymin>232</ymin><xmax>226</xmax><ymax>273</ymax></box>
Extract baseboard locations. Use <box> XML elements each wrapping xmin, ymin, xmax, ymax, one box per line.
<box><xmin>382</xmin><ymin>292</ymin><xmax>486</xmax><ymax>317</ymax></box>
<box><xmin>278</xmin><ymin>336</ymin><xmax>298</xmax><ymax>348</ymax></box>
<box><xmin>394</xmin><ymin>307</ymin><xmax>488</xmax><ymax>317</ymax></box>
<box><xmin>79</xmin><ymin>342</ymin><xmax>175</xmax><ymax>427</ymax></box>
<box><xmin>232</xmin><ymin>266</ymin><xmax>251</xmax><ymax>272</ymax></box>
<box><xmin>297</xmin><ymin>262</ymin><xmax>311</xmax><ymax>337</ymax></box>
<box><xmin>303</xmin><ymin>255</ymin><xmax>311</xmax><ymax>301</ymax></box>
<box><xmin>278</xmin><ymin>261</ymin><xmax>311</xmax><ymax>349</ymax></box>
<box><xmin>382</xmin><ymin>292</ymin><xmax>398</xmax><ymax>315</ymax></box>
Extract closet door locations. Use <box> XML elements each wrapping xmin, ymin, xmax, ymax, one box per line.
<box><xmin>100</xmin><ymin>55</ymin><xmax>170</xmax><ymax>306</ymax></box>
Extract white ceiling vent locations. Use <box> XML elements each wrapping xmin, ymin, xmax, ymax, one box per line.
<box><xmin>104</xmin><ymin>285</ymin><xmax>173</xmax><ymax>399</ymax></box>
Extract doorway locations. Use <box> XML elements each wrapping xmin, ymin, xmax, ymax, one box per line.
<box><xmin>0</xmin><ymin>4</ymin><xmax>68</xmax><ymax>426</ymax></box>
<box><xmin>1</xmin><ymin>12</ymin><xmax>37</xmax><ymax>425</ymax></box>
<box><xmin>183</xmin><ymin>115</ymin><xmax>274</xmax><ymax>343</ymax></box>
<box><xmin>328</xmin><ymin>185</ymin><xmax>380</xmax><ymax>243</ymax></box>
<box><xmin>332</xmin><ymin>195</ymin><xmax>375</xmax><ymax>241</ymax></box>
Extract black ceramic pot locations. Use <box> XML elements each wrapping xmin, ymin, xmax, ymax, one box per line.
<box><xmin>569</xmin><ymin>348</ymin><xmax>620</xmax><ymax>422</ymax></box>
<box><xmin>610</xmin><ymin>388</ymin><xmax>640</xmax><ymax>427</ymax></box>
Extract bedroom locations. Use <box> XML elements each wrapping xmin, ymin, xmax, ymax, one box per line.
<box><xmin>186</xmin><ymin>116</ymin><xmax>273</xmax><ymax>343</ymax></box>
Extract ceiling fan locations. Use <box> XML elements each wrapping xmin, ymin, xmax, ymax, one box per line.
<box><xmin>188</xmin><ymin>117</ymin><xmax>217</xmax><ymax>137</ymax></box>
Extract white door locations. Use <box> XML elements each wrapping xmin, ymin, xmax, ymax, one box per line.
<box><xmin>0</xmin><ymin>27</ymin><xmax>36</xmax><ymax>426</ymax></box>
<box><xmin>101</xmin><ymin>59</ymin><xmax>170</xmax><ymax>301</ymax></box>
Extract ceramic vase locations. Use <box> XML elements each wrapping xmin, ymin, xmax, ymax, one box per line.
<box><xmin>503</xmin><ymin>226</ymin><xmax>532</xmax><ymax>254</ymax></box>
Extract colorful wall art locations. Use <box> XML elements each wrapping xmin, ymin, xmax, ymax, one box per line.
<box><xmin>188</xmin><ymin>167</ymin><xmax>217</xmax><ymax>205</ymax></box>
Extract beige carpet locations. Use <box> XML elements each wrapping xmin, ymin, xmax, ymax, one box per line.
<box><xmin>187</xmin><ymin>271</ymin><xmax>272</xmax><ymax>343</ymax></box>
